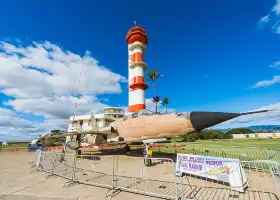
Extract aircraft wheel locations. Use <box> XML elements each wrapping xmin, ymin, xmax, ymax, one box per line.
<box><xmin>124</xmin><ymin>144</ymin><xmax>130</xmax><ymax>153</ymax></box>
<box><xmin>144</xmin><ymin>158</ymin><xmax>152</xmax><ymax>167</ymax></box>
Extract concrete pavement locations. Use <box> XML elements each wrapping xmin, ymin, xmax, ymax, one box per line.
<box><xmin>0</xmin><ymin>152</ymin><xmax>160</xmax><ymax>200</ymax></box>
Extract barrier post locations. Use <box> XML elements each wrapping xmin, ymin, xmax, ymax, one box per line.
<box><xmin>72</xmin><ymin>150</ymin><xmax>78</xmax><ymax>182</ymax></box>
<box><xmin>270</xmin><ymin>163</ymin><xmax>280</xmax><ymax>196</ymax></box>
<box><xmin>45</xmin><ymin>152</ymin><xmax>61</xmax><ymax>179</ymax></box>
<box><xmin>62</xmin><ymin>150</ymin><xmax>78</xmax><ymax>188</ymax></box>
<box><xmin>112</xmin><ymin>156</ymin><xmax>119</xmax><ymax>189</ymax></box>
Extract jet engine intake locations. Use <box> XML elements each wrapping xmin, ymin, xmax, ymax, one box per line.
<box><xmin>107</xmin><ymin>136</ymin><xmax>124</xmax><ymax>143</ymax></box>
<box><xmin>66</xmin><ymin>141</ymin><xmax>80</xmax><ymax>150</ymax></box>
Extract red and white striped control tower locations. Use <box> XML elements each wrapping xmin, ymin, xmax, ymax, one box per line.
<box><xmin>126</xmin><ymin>22</ymin><xmax>149</xmax><ymax>113</ymax></box>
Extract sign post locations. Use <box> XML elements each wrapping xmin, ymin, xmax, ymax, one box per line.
<box><xmin>176</xmin><ymin>154</ymin><xmax>248</xmax><ymax>192</ymax></box>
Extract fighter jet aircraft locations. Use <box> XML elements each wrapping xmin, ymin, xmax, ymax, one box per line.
<box><xmin>43</xmin><ymin>109</ymin><xmax>270</xmax><ymax>150</ymax></box>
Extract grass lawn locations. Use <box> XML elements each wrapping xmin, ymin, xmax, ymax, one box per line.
<box><xmin>1</xmin><ymin>143</ymin><xmax>28</xmax><ymax>150</ymax></box>
<box><xmin>186</xmin><ymin>139</ymin><xmax>280</xmax><ymax>149</ymax></box>
<box><xmin>151</xmin><ymin>139</ymin><xmax>280</xmax><ymax>161</ymax></box>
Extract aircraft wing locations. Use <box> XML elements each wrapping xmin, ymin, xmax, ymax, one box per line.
<box><xmin>46</xmin><ymin>126</ymin><xmax>113</xmax><ymax>139</ymax></box>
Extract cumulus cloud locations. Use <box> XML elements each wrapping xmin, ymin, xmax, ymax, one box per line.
<box><xmin>257</xmin><ymin>1</ymin><xmax>280</xmax><ymax>33</ymax></box>
<box><xmin>4</xmin><ymin>95</ymin><xmax>107</xmax><ymax>119</ymax></box>
<box><xmin>0</xmin><ymin>41</ymin><xmax>126</xmax><ymax>98</ymax></box>
<box><xmin>214</xmin><ymin>103</ymin><xmax>280</xmax><ymax>129</ymax></box>
<box><xmin>0</xmin><ymin>107</ymin><xmax>40</xmax><ymax>140</ymax></box>
<box><xmin>252</xmin><ymin>75</ymin><xmax>280</xmax><ymax>88</ymax></box>
<box><xmin>269</xmin><ymin>61</ymin><xmax>280</xmax><ymax>69</ymax></box>
<box><xmin>0</xmin><ymin>40</ymin><xmax>126</xmax><ymax>140</ymax></box>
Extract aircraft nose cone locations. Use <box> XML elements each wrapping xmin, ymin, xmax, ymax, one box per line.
<box><xmin>190</xmin><ymin>112</ymin><xmax>240</xmax><ymax>131</ymax></box>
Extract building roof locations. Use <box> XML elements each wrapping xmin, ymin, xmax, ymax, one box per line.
<box><xmin>102</xmin><ymin>106</ymin><xmax>123</xmax><ymax>110</ymax></box>
<box><xmin>126</xmin><ymin>25</ymin><xmax>148</xmax><ymax>45</ymax></box>
<box><xmin>66</xmin><ymin>113</ymin><xmax>118</xmax><ymax>123</ymax></box>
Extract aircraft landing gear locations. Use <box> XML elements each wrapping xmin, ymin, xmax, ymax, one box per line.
<box><xmin>124</xmin><ymin>144</ymin><xmax>130</xmax><ymax>153</ymax></box>
<box><xmin>144</xmin><ymin>144</ymin><xmax>152</xmax><ymax>167</ymax></box>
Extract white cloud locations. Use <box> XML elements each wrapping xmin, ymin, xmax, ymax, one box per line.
<box><xmin>0</xmin><ymin>107</ymin><xmax>42</xmax><ymax>140</ymax></box>
<box><xmin>273</xmin><ymin>0</ymin><xmax>280</xmax><ymax>15</ymax></box>
<box><xmin>0</xmin><ymin>107</ymin><xmax>16</xmax><ymax>116</ymax></box>
<box><xmin>145</xmin><ymin>98</ymin><xmax>175</xmax><ymax>113</ymax></box>
<box><xmin>258</xmin><ymin>15</ymin><xmax>271</xmax><ymax>25</ymax></box>
<box><xmin>214</xmin><ymin>103</ymin><xmax>280</xmax><ymax>129</ymax></box>
<box><xmin>0</xmin><ymin>40</ymin><xmax>127</xmax><ymax>140</ymax></box>
<box><xmin>269</xmin><ymin>61</ymin><xmax>280</xmax><ymax>68</ymax></box>
<box><xmin>258</xmin><ymin>1</ymin><xmax>280</xmax><ymax>33</ymax></box>
<box><xmin>119</xmin><ymin>98</ymin><xmax>175</xmax><ymax>114</ymax></box>
<box><xmin>0</xmin><ymin>41</ymin><xmax>126</xmax><ymax>98</ymax></box>
<box><xmin>4</xmin><ymin>95</ymin><xmax>106</xmax><ymax>119</ymax></box>
<box><xmin>252</xmin><ymin>75</ymin><xmax>280</xmax><ymax>88</ymax></box>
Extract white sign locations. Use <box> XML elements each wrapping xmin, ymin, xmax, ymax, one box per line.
<box><xmin>176</xmin><ymin>154</ymin><xmax>248</xmax><ymax>192</ymax></box>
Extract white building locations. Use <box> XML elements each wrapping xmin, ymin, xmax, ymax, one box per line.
<box><xmin>232</xmin><ymin>132</ymin><xmax>280</xmax><ymax>139</ymax></box>
<box><xmin>65</xmin><ymin>107</ymin><xmax>124</xmax><ymax>145</ymax></box>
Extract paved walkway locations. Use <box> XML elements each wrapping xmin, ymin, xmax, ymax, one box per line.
<box><xmin>0</xmin><ymin>152</ymin><xmax>160</xmax><ymax>200</ymax></box>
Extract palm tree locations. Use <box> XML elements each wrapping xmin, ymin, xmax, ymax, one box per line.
<box><xmin>152</xmin><ymin>96</ymin><xmax>160</xmax><ymax>113</ymax></box>
<box><xmin>161</xmin><ymin>97</ymin><xmax>169</xmax><ymax>113</ymax></box>
<box><xmin>147</xmin><ymin>69</ymin><xmax>163</xmax><ymax>113</ymax></box>
<box><xmin>147</xmin><ymin>69</ymin><xmax>163</xmax><ymax>98</ymax></box>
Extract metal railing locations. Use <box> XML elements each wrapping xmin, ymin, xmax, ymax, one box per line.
<box><xmin>32</xmin><ymin>150</ymin><xmax>280</xmax><ymax>200</ymax></box>
<box><xmin>176</xmin><ymin>159</ymin><xmax>280</xmax><ymax>200</ymax></box>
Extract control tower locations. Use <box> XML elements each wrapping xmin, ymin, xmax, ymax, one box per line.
<box><xmin>126</xmin><ymin>22</ymin><xmax>149</xmax><ymax>113</ymax></box>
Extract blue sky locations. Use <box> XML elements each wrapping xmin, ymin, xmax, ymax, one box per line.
<box><xmin>1</xmin><ymin>0</ymin><xmax>280</xmax><ymax>140</ymax></box>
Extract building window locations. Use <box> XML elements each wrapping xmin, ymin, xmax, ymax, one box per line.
<box><xmin>72</xmin><ymin>122</ymin><xmax>77</xmax><ymax>127</ymax></box>
<box><xmin>80</xmin><ymin>120</ymin><xmax>83</xmax><ymax>126</ymax></box>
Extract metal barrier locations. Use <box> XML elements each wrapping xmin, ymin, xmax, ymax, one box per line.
<box><xmin>115</xmin><ymin>156</ymin><xmax>176</xmax><ymax>199</ymax></box>
<box><xmin>40</xmin><ymin>151</ymin><xmax>56</xmax><ymax>173</ymax></box>
<box><xmin>74</xmin><ymin>155</ymin><xmax>116</xmax><ymax>188</ymax></box>
<box><xmin>53</xmin><ymin>152</ymin><xmax>76</xmax><ymax>180</ymax></box>
<box><xmin>176</xmin><ymin>159</ymin><xmax>280</xmax><ymax>200</ymax></box>
<box><xmin>33</xmin><ymin>150</ymin><xmax>280</xmax><ymax>200</ymax></box>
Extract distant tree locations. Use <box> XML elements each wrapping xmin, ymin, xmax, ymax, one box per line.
<box><xmin>180</xmin><ymin>129</ymin><xmax>233</xmax><ymax>142</ymax></box>
<box><xmin>181</xmin><ymin>132</ymin><xmax>199</xmax><ymax>142</ymax></box>
<box><xmin>51</xmin><ymin>130</ymin><xmax>61</xmax><ymax>134</ymax></box>
<box><xmin>161</xmin><ymin>97</ymin><xmax>169</xmax><ymax>113</ymax></box>
<box><xmin>226</xmin><ymin>128</ymin><xmax>253</xmax><ymax>135</ymax></box>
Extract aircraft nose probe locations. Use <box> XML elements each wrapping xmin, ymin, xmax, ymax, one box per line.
<box><xmin>181</xmin><ymin>110</ymin><xmax>271</xmax><ymax>131</ymax></box>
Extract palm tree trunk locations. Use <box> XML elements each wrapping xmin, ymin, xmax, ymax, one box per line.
<box><xmin>155</xmin><ymin>102</ymin><xmax>158</xmax><ymax>113</ymax></box>
<box><xmin>152</xmin><ymin>81</ymin><xmax>157</xmax><ymax>113</ymax></box>
<box><xmin>153</xmin><ymin>81</ymin><xmax>156</xmax><ymax>97</ymax></box>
